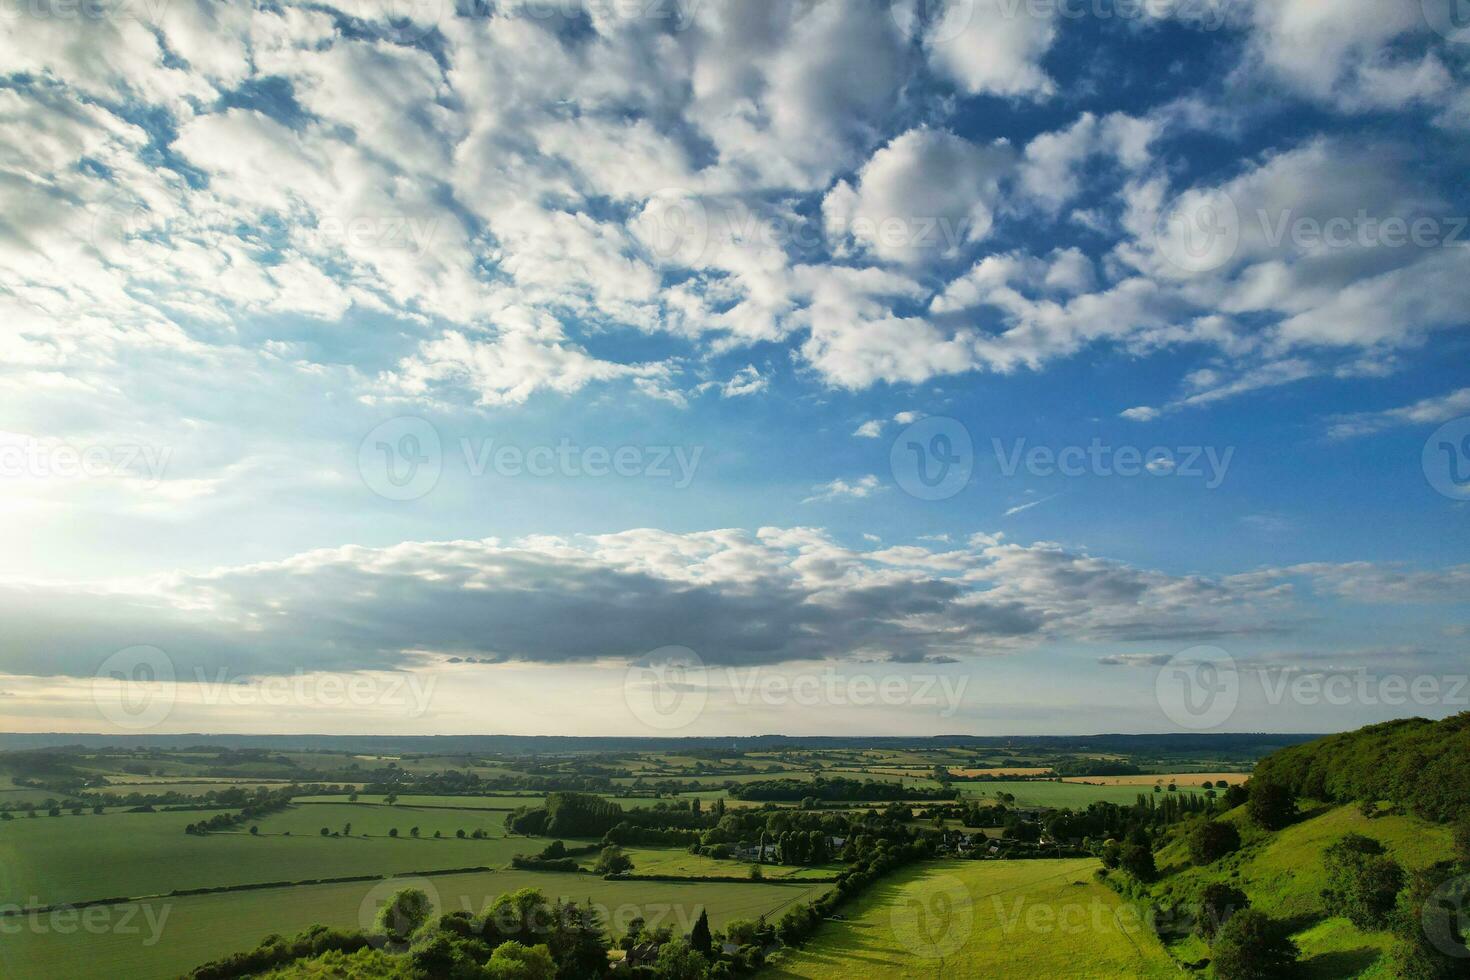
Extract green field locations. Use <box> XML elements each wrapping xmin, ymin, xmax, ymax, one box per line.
<box><xmin>253</xmin><ymin>802</ymin><xmax>514</xmax><ymax>838</ymax></box>
<box><xmin>763</xmin><ymin>859</ymin><xmax>1177</xmax><ymax>979</ymax></box>
<box><xmin>957</xmin><ymin>780</ymin><xmax>1198</xmax><ymax>808</ymax></box>
<box><xmin>0</xmin><ymin>807</ymin><xmax>541</xmax><ymax>907</ymax></box>
<box><xmin>615</xmin><ymin>848</ymin><xmax>841</xmax><ymax>881</ymax></box>
<box><xmin>293</xmin><ymin>793</ymin><xmax>679</xmax><ymax>810</ymax></box>
<box><xmin>294</xmin><ymin>793</ymin><xmax>547</xmax><ymax>809</ymax></box>
<box><xmin>0</xmin><ymin>870</ymin><xmax>831</xmax><ymax>980</ymax></box>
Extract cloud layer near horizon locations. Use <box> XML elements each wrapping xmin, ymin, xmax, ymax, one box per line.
<box><xmin>2</xmin><ymin>527</ymin><xmax>1463</xmax><ymax>681</ymax></box>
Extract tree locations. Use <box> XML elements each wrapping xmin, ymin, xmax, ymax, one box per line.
<box><xmin>1187</xmin><ymin>819</ymin><xmax>1242</xmax><ymax>865</ymax></box>
<box><xmin>484</xmin><ymin>941</ymin><xmax>556</xmax><ymax>980</ymax></box>
<box><xmin>690</xmin><ymin>908</ymin><xmax>712</xmax><ymax>956</ymax></box>
<box><xmin>389</xmin><ymin>827</ymin><xmax>399</xmax><ymax>838</ymax></box>
<box><xmin>653</xmin><ymin>937</ymin><xmax>712</xmax><ymax>980</ymax></box>
<box><xmin>1118</xmin><ymin>842</ymin><xmax>1156</xmax><ymax>882</ymax></box>
<box><xmin>1247</xmin><ymin>781</ymin><xmax>1297</xmax><ymax>831</ymax></box>
<box><xmin>410</xmin><ymin>826</ymin><xmax>420</xmax><ymax>838</ymax></box>
<box><xmin>1211</xmin><ymin>910</ymin><xmax>1299</xmax><ymax>979</ymax></box>
<box><xmin>1452</xmin><ymin>811</ymin><xmax>1470</xmax><ymax>864</ymax></box>
<box><xmin>1389</xmin><ymin>861</ymin><xmax>1469</xmax><ymax>979</ymax></box>
<box><xmin>456</xmin><ymin>829</ymin><xmax>466</xmax><ymax>839</ymax></box>
<box><xmin>376</xmin><ymin>887</ymin><xmax>433</xmax><ymax>944</ymax></box>
<box><xmin>249</xmin><ymin>825</ymin><xmax>259</xmax><ymax>835</ymax></box>
<box><xmin>320</xmin><ymin>827</ymin><xmax>330</xmax><ymax>837</ymax></box>
<box><xmin>1196</xmin><ymin>883</ymin><xmax>1249</xmax><ymax>940</ymax></box>
<box><xmin>1322</xmin><ymin>834</ymin><xmax>1404</xmax><ymax>930</ymax></box>
<box><xmin>594</xmin><ymin>845</ymin><xmax>633</xmax><ymax>875</ymax></box>
<box><xmin>1100</xmin><ymin>839</ymin><xmax>1122</xmax><ymax>869</ymax></box>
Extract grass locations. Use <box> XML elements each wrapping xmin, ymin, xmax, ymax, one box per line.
<box><xmin>293</xmin><ymin>793</ymin><xmax>682</xmax><ymax>810</ymax></box>
<box><xmin>1059</xmin><ymin>772</ymin><xmax>1247</xmax><ymax>787</ymax></box>
<box><xmin>0</xmin><ymin>869</ymin><xmax>831</xmax><ymax>980</ymax></box>
<box><xmin>0</xmin><ymin>806</ymin><xmax>548</xmax><ymax>907</ymax></box>
<box><xmin>762</xmin><ymin>859</ymin><xmax>1177</xmax><ymax>979</ymax></box>
<box><xmin>957</xmin><ymin>780</ymin><xmax>1195</xmax><ymax>808</ymax></box>
<box><xmin>1148</xmin><ymin>803</ymin><xmax>1455</xmax><ymax>978</ymax></box>
<box><xmin>252</xmin><ymin>803</ymin><xmax>516</xmax><ymax>839</ymax></box>
<box><xmin>615</xmin><ymin>848</ymin><xmax>841</xmax><ymax>880</ymax></box>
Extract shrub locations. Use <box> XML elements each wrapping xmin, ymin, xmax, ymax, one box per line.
<box><xmin>375</xmin><ymin>888</ymin><xmax>433</xmax><ymax>944</ymax></box>
<box><xmin>1322</xmin><ymin>834</ymin><xmax>1405</xmax><ymax>930</ymax></box>
<box><xmin>1211</xmin><ymin>910</ymin><xmax>1299</xmax><ymax>979</ymax></box>
<box><xmin>1388</xmin><ymin>861</ymin><xmax>1469</xmax><ymax>979</ymax></box>
<box><xmin>1195</xmin><ymin>883</ymin><xmax>1249</xmax><ymax>940</ymax></box>
<box><xmin>1118</xmin><ymin>843</ymin><xmax>1156</xmax><ymax>882</ymax></box>
<box><xmin>1247</xmin><ymin>782</ymin><xmax>1297</xmax><ymax>831</ymax></box>
<box><xmin>1187</xmin><ymin>819</ymin><xmax>1241</xmax><ymax>865</ymax></box>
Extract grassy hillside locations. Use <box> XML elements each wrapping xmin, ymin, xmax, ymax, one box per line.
<box><xmin>1142</xmin><ymin>802</ymin><xmax>1455</xmax><ymax>976</ymax></box>
<box><xmin>763</xmin><ymin>859</ymin><xmax>1177</xmax><ymax>979</ymax></box>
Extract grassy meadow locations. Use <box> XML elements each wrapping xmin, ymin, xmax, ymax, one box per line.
<box><xmin>0</xmin><ymin>869</ymin><xmax>831</xmax><ymax>980</ymax></box>
<box><xmin>763</xmin><ymin>859</ymin><xmax>1177</xmax><ymax>979</ymax></box>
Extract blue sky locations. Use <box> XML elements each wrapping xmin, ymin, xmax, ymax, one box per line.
<box><xmin>0</xmin><ymin>0</ymin><xmax>1467</xmax><ymax>736</ymax></box>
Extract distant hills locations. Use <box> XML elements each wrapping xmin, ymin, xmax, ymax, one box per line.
<box><xmin>0</xmin><ymin>731</ymin><xmax>1323</xmax><ymax>754</ymax></box>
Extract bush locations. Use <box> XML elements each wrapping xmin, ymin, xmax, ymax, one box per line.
<box><xmin>1247</xmin><ymin>782</ymin><xmax>1297</xmax><ymax>831</ymax></box>
<box><xmin>1321</xmin><ymin>834</ymin><xmax>1405</xmax><ymax>930</ymax></box>
<box><xmin>1195</xmin><ymin>883</ymin><xmax>1249</xmax><ymax>940</ymax></box>
<box><xmin>1186</xmin><ymin>819</ymin><xmax>1241</xmax><ymax>865</ymax></box>
<box><xmin>1211</xmin><ymin>910</ymin><xmax>1299</xmax><ymax>979</ymax></box>
<box><xmin>1118</xmin><ymin>843</ymin><xmax>1156</xmax><ymax>882</ymax></box>
<box><xmin>594</xmin><ymin>845</ymin><xmax>634</xmax><ymax>875</ymax></box>
<box><xmin>484</xmin><ymin>941</ymin><xmax>556</xmax><ymax>980</ymax></box>
<box><xmin>375</xmin><ymin>888</ymin><xmax>433</xmax><ymax>944</ymax></box>
<box><xmin>1388</xmin><ymin>861</ymin><xmax>1469</xmax><ymax>979</ymax></box>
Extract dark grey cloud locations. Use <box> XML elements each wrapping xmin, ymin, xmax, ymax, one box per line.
<box><xmin>0</xmin><ymin>529</ymin><xmax>1334</xmax><ymax>680</ymax></box>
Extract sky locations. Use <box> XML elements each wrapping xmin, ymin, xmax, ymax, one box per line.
<box><xmin>0</xmin><ymin>0</ymin><xmax>1468</xmax><ymax>738</ymax></box>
